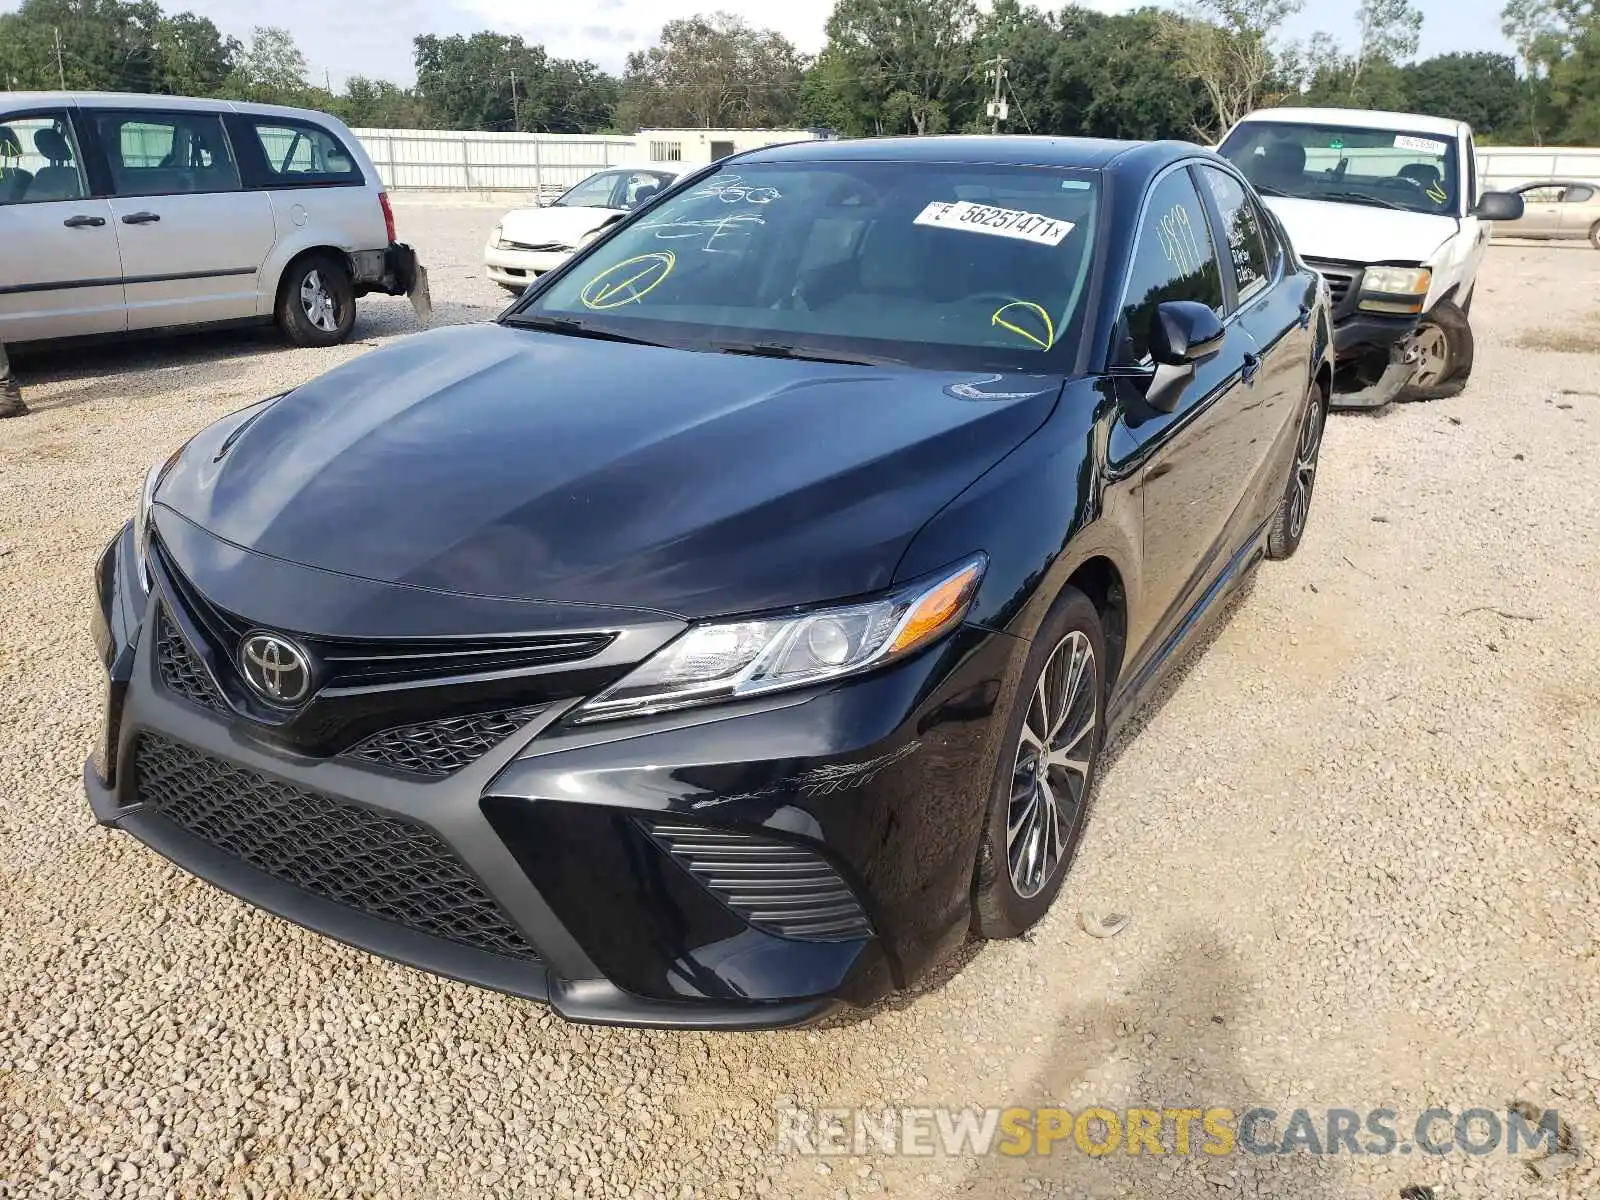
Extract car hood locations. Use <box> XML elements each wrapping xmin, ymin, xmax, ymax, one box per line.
<box><xmin>1262</xmin><ymin>196</ymin><xmax>1458</xmax><ymax>265</ymax></box>
<box><xmin>499</xmin><ymin>205</ymin><xmax>618</xmax><ymax>247</ymax></box>
<box><xmin>157</xmin><ymin>323</ymin><xmax>1062</xmax><ymax>620</ymax></box>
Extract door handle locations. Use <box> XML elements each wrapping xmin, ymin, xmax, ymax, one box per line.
<box><xmin>121</xmin><ymin>211</ymin><xmax>161</xmax><ymax>225</ymax></box>
<box><xmin>1242</xmin><ymin>352</ymin><xmax>1262</xmax><ymax>384</ymax></box>
<box><xmin>1297</xmin><ymin>303</ymin><xmax>1313</xmax><ymax>329</ymax></box>
<box><xmin>62</xmin><ymin>214</ymin><xmax>106</xmax><ymax>228</ymax></box>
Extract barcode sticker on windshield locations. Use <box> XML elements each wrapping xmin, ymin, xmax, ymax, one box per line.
<box><xmin>914</xmin><ymin>201</ymin><xmax>1074</xmax><ymax>246</ymax></box>
<box><xmin>1394</xmin><ymin>134</ymin><xmax>1447</xmax><ymax>154</ymax></box>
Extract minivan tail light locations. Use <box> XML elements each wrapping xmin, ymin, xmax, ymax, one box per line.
<box><xmin>379</xmin><ymin>192</ymin><xmax>397</xmax><ymax>244</ymax></box>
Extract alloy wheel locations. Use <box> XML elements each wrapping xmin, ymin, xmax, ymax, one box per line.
<box><xmin>1007</xmin><ymin>630</ymin><xmax>1098</xmax><ymax>899</ymax></box>
<box><xmin>1289</xmin><ymin>391</ymin><xmax>1324</xmax><ymax>540</ymax></box>
<box><xmin>1410</xmin><ymin>323</ymin><xmax>1450</xmax><ymax>388</ymax></box>
<box><xmin>300</xmin><ymin>270</ymin><xmax>340</xmax><ymax>333</ymax></box>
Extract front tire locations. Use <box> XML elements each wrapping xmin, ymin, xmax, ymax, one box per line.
<box><xmin>1399</xmin><ymin>300</ymin><xmax>1473</xmax><ymax>401</ymax></box>
<box><xmin>971</xmin><ymin>588</ymin><xmax>1106</xmax><ymax>939</ymax></box>
<box><xmin>1267</xmin><ymin>380</ymin><xmax>1326</xmax><ymax>560</ymax></box>
<box><xmin>277</xmin><ymin>255</ymin><xmax>356</xmax><ymax>347</ymax></box>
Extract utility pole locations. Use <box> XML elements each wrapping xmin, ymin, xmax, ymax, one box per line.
<box><xmin>509</xmin><ymin>68</ymin><xmax>520</xmax><ymax>131</ymax></box>
<box><xmin>983</xmin><ymin>54</ymin><xmax>1010</xmax><ymax>135</ymax></box>
<box><xmin>54</xmin><ymin>27</ymin><xmax>66</xmax><ymax>90</ymax></box>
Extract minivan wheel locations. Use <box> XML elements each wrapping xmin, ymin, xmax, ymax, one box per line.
<box><xmin>972</xmin><ymin>588</ymin><xmax>1105</xmax><ymax>939</ymax></box>
<box><xmin>1267</xmin><ymin>380</ymin><xmax>1325</xmax><ymax>560</ymax></box>
<box><xmin>1399</xmin><ymin>300</ymin><xmax>1473</xmax><ymax>401</ymax></box>
<box><xmin>278</xmin><ymin>255</ymin><xmax>356</xmax><ymax>347</ymax></box>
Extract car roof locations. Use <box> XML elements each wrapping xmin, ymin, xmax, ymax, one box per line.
<box><xmin>1236</xmin><ymin>107</ymin><xmax>1466</xmax><ymax>137</ymax></box>
<box><xmin>590</xmin><ymin>163</ymin><xmax>690</xmax><ymax>176</ymax></box>
<box><xmin>737</xmin><ymin>133</ymin><xmax>1208</xmax><ymax>176</ymax></box>
<box><xmin>0</xmin><ymin>90</ymin><xmax>354</xmax><ymax>126</ymax></box>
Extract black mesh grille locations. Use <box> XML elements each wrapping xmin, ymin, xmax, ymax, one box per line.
<box><xmin>342</xmin><ymin>706</ymin><xmax>548</xmax><ymax>777</ymax></box>
<box><xmin>649</xmin><ymin>821</ymin><xmax>873</xmax><ymax>942</ymax></box>
<box><xmin>135</xmin><ymin>735</ymin><xmax>538</xmax><ymax>962</ymax></box>
<box><xmin>155</xmin><ymin>608</ymin><xmax>227</xmax><ymax>713</ymax></box>
<box><xmin>1307</xmin><ymin>259</ymin><xmax>1361</xmax><ymax>319</ymax></box>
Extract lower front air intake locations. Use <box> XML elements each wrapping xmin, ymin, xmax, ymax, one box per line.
<box><xmin>647</xmin><ymin>821</ymin><xmax>874</xmax><ymax>942</ymax></box>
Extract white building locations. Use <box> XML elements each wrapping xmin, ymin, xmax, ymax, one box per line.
<box><xmin>633</xmin><ymin>128</ymin><xmax>836</xmax><ymax>166</ymax></box>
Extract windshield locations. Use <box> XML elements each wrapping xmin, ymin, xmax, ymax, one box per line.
<box><xmin>516</xmin><ymin>159</ymin><xmax>1101</xmax><ymax>372</ymax></box>
<box><xmin>553</xmin><ymin>170</ymin><xmax>676</xmax><ymax>211</ymax></box>
<box><xmin>1217</xmin><ymin>121</ymin><xmax>1459</xmax><ymax>216</ymax></box>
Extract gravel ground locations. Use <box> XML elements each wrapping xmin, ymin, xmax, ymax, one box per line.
<box><xmin>1</xmin><ymin>200</ymin><xmax>1598</xmax><ymax>1200</ymax></box>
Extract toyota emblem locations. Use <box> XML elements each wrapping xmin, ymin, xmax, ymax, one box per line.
<box><xmin>239</xmin><ymin>633</ymin><xmax>312</xmax><ymax>705</ymax></box>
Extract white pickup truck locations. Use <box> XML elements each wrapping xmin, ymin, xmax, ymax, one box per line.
<box><xmin>1216</xmin><ymin>107</ymin><xmax>1524</xmax><ymax>407</ymax></box>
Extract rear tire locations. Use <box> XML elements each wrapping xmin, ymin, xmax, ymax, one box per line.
<box><xmin>1399</xmin><ymin>300</ymin><xmax>1473</xmax><ymax>401</ymax></box>
<box><xmin>971</xmin><ymin>588</ymin><xmax>1106</xmax><ymax>940</ymax></box>
<box><xmin>1590</xmin><ymin>220</ymin><xmax>1600</xmax><ymax>251</ymax></box>
<box><xmin>1267</xmin><ymin>380</ymin><xmax>1325</xmax><ymax>560</ymax></box>
<box><xmin>277</xmin><ymin>255</ymin><xmax>356</xmax><ymax>347</ymax></box>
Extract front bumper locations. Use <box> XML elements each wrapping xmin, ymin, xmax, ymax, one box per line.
<box><xmin>1329</xmin><ymin>314</ymin><xmax>1422</xmax><ymax>411</ymax></box>
<box><xmin>485</xmin><ymin>244</ymin><xmax>573</xmax><ymax>289</ymax></box>
<box><xmin>87</xmin><ymin>524</ymin><xmax>1014</xmax><ymax>1028</ymax></box>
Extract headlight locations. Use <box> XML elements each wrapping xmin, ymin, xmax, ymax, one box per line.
<box><xmin>572</xmin><ymin>555</ymin><xmax>987</xmax><ymax>724</ymax></box>
<box><xmin>1358</xmin><ymin>266</ymin><xmax>1431</xmax><ymax>314</ymax></box>
<box><xmin>132</xmin><ymin>444</ymin><xmax>188</xmax><ymax>591</ymax></box>
<box><xmin>491</xmin><ymin>224</ymin><xmax>508</xmax><ymax>250</ymax></box>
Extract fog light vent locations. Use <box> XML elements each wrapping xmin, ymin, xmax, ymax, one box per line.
<box><xmin>648</xmin><ymin>821</ymin><xmax>873</xmax><ymax>942</ymax></box>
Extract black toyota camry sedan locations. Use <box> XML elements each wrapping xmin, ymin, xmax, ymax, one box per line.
<box><xmin>87</xmin><ymin>136</ymin><xmax>1333</xmax><ymax>1028</ymax></box>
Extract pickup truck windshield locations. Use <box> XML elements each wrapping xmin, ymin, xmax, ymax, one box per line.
<box><xmin>517</xmin><ymin>160</ymin><xmax>1101</xmax><ymax>372</ymax></box>
<box><xmin>1217</xmin><ymin>121</ymin><xmax>1459</xmax><ymax>217</ymax></box>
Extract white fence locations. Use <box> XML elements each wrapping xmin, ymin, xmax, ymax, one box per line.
<box><xmin>351</xmin><ymin>128</ymin><xmax>635</xmax><ymax>198</ymax></box>
<box><xmin>1477</xmin><ymin>146</ymin><xmax>1600</xmax><ymax>190</ymax></box>
<box><xmin>346</xmin><ymin>127</ymin><xmax>1600</xmax><ymax>197</ymax></box>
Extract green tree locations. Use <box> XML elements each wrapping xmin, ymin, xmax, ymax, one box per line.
<box><xmin>0</xmin><ymin>0</ymin><xmax>165</xmax><ymax>93</ymax></box>
<box><xmin>824</xmin><ymin>0</ymin><xmax>980</xmax><ymax>136</ymax></box>
<box><xmin>794</xmin><ymin>49</ymin><xmax>857</xmax><ymax>131</ymax></box>
<box><xmin>1402</xmin><ymin>52</ymin><xmax>1523</xmax><ymax>134</ymax></box>
<box><xmin>1049</xmin><ymin>7</ymin><xmax>1210</xmax><ymax>140</ymax></box>
<box><xmin>223</xmin><ymin>26</ymin><xmax>310</xmax><ymax>105</ymax></box>
<box><xmin>1501</xmin><ymin>0</ymin><xmax>1560</xmax><ymax>141</ymax></box>
<box><xmin>332</xmin><ymin>76</ymin><xmax>428</xmax><ymax>129</ymax></box>
<box><xmin>1157</xmin><ymin>0</ymin><xmax>1305</xmax><ymax>138</ymax></box>
<box><xmin>619</xmin><ymin>13</ymin><xmax>804</xmax><ymax>131</ymax></box>
<box><xmin>1348</xmin><ymin>0</ymin><xmax>1423</xmax><ymax>97</ymax></box>
<box><xmin>414</xmin><ymin>32</ymin><xmax>616</xmax><ymax>133</ymax></box>
<box><xmin>150</xmin><ymin>11</ymin><xmax>239</xmax><ymax>96</ymax></box>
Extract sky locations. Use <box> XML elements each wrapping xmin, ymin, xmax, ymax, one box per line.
<box><xmin>2</xmin><ymin>0</ymin><xmax>1514</xmax><ymax>92</ymax></box>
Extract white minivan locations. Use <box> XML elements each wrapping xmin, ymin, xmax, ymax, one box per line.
<box><xmin>1216</xmin><ymin>107</ymin><xmax>1523</xmax><ymax>405</ymax></box>
<box><xmin>0</xmin><ymin>91</ymin><xmax>427</xmax><ymax>350</ymax></box>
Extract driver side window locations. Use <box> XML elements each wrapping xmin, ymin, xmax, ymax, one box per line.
<box><xmin>1119</xmin><ymin>168</ymin><xmax>1224</xmax><ymax>364</ymax></box>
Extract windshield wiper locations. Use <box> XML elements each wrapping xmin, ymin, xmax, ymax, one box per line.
<box><xmin>1321</xmin><ymin>190</ymin><xmax>1410</xmax><ymax>211</ymax></box>
<box><xmin>507</xmin><ymin>314</ymin><xmax>667</xmax><ymax>347</ymax></box>
<box><xmin>1251</xmin><ymin>183</ymin><xmax>1290</xmax><ymax>197</ymax></box>
<box><xmin>711</xmin><ymin>340</ymin><xmax>901</xmax><ymax>367</ymax></box>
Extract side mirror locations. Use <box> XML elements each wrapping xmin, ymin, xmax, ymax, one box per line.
<box><xmin>1471</xmin><ymin>191</ymin><xmax>1524</xmax><ymax>222</ymax></box>
<box><xmin>1145</xmin><ymin>301</ymin><xmax>1226</xmax><ymax>413</ymax></box>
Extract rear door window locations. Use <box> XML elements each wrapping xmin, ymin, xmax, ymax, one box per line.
<box><xmin>91</xmin><ymin>111</ymin><xmax>241</xmax><ymax>197</ymax></box>
<box><xmin>1196</xmin><ymin>165</ymin><xmax>1272</xmax><ymax>304</ymax></box>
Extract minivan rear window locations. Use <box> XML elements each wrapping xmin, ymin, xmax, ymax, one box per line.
<box><xmin>247</xmin><ymin>120</ymin><xmax>363</xmax><ymax>187</ymax></box>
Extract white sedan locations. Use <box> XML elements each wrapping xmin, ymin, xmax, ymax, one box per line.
<box><xmin>485</xmin><ymin>164</ymin><xmax>688</xmax><ymax>292</ymax></box>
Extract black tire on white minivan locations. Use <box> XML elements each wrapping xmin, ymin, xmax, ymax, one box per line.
<box><xmin>277</xmin><ymin>254</ymin><xmax>357</xmax><ymax>348</ymax></box>
<box><xmin>1399</xmin><ymin>300</ymin><xmax>1473</xmax><ymax>402</ymax></box>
